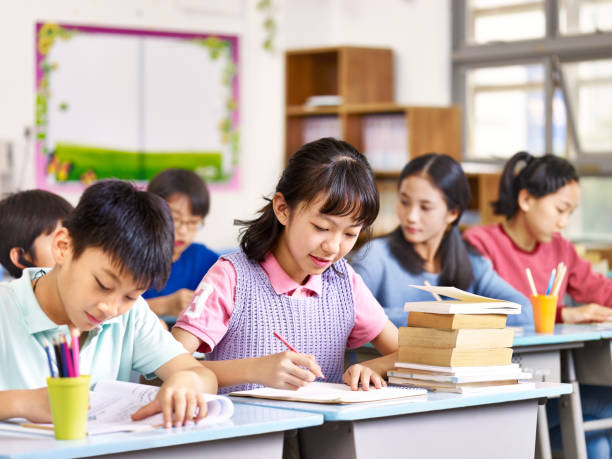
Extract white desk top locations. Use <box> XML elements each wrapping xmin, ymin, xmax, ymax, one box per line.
<box><xmin>0</xmin><ymin>404</ymin><xmax>323</xmax><ymax>459</ymax></box>
<box><xmin>231</xmin><ymin>382</ymin><xmax>571</xmax><ymax>422</ymax></box>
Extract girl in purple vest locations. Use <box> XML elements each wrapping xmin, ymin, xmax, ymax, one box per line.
<box><xmin>173</xmin><ymin>137</ymin><xmax>398</xmax><ymax>394</ymax></box>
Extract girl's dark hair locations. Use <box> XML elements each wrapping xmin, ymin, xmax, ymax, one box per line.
<box><xmin>0</xmin><ymin>189</ymin><xmax>74</xmax><ymax>278</ymax></box>
<box><xmin>237</xmin><ymin>137</ymin><xmax>379</xmax><ymax>262</ymax></box>
<box><xmin>388</xmin><ymin>153</ymin><xmax>475</xmax><ymax>289</ymax></box>
<box><xmin>493</xmin><ymin>151</ymin><xmax>579</xmax><ymax>220</ymax></box>
<box><xmin>148</xmin><ymin>168</ymin><xmax>210</xmax><ymax>217</ymax></box>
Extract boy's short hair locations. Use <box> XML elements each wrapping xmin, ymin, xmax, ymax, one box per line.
<box><xmin>0</xmin><ymin>189</ymin><xmax>74</xmax><ymax>278</ymax></box>
<box><xmin>147</xmin><ymin>169</ymin><xmax>210</xmax><ymax>218</ymax></box>
<box><xmin>63</xmin><ymin>179</ymin><xmax>174</xmax><ymax>290</ymax></box>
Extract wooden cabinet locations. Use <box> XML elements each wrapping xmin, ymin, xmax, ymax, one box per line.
<box><xmin>285</xmin><ymin>46</ymin><xmax>493</xmax><ymax>236</ymax></box>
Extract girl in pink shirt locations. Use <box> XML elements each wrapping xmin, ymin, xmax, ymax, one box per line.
<box><xmin>464</xmin><ymin>151</ymin><xmax>612</xmax><ymax>459</ymax></box>
<box><xmin>173</xmin><ymin>138</ymin><xmax>398</xmax><ymax>394</ymax></box>
<box><xmin>464</xmin><ymin>151</ymin><xmax>612</xmax><ymax>324</ymax></box>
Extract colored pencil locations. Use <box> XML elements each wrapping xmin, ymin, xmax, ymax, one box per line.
<box><xmin>525</xmin><ymin>268</ymin><xmax>538</xmax><ymax>296</ymax></box>
<box><xmin>42</xmin><ymin>338</ymin><xmax>56</xmax><ymax>378</ymax></box>
<box><xmin>552</xmin><ymin>263</ymin><xmax>567</xmax><ymax>297</ymax></box>
<box><xmin>545</xmin><ymin>269</ymin><xmax>557</xmax><ymax>295</ymax></box>
<box><xmin>71</xmin><ymin>328</ymin><xmax>81</xmax><ymax>378</ymax></box>
<box><xmin>273</xmin><ymin>331</ymin><xmax>299</xmax><ymax>353</ymax></box>
<box><xmin>52</xmin><ymin>338</ymin><xmax>64</xmax><ymax>377</ymax></box>
<box><xmin>60</xmin><ymin>334</ymin><xmax>74</xmax><ymax>378</ymax></box>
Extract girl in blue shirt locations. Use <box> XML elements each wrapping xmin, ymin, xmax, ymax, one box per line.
<box><xmin>351</xmin><ymin>153</ymin><xmax>531</xmax><ymax>327</ymax></box>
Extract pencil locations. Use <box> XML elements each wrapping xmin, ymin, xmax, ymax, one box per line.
<box><xmin>552</xmin><ymin>263</ymin><xmax>567</xmax><ymax>297</ymax></box>
<box><xmin>424</xmin><ymin>280</ymin><xmax>442</xmax><ymax>301</ymax></box>
<box><xmin>545</xmin><ymin>269</ymin><xmax>557</xmax><ymax>295</ymax></box>
<box><xmin>71</xmin><ymin>328</ymin><xmax>81</xmax><ymax>378</ymax></box>
<box><xmin>525</xmin><ymin>268</ymin><xmax>538</xmax><ymax>296</ymax></box>
<box><xmin>60</xmin><ymin>334</ymin><xmax>74</xmax><ymax>378</ymax></box>
<box><xmin>273</xmin><ymin>331</ymin><xmax>298</xmax><ymax>353</ymax></box>
<box><xmin>52</xmin><ymin>338</ymin><xmax>64</xmax><ymax>377</ymax></box>
<box><xmin>42</xmin><ymin>338</ymin><xmax>56</xmax><ymax>378</ymax></box>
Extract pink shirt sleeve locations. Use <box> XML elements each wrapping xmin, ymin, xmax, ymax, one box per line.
<box><xmin>346</xmin><ymin>262</ymin><xmax>389</xmax><ymax>349</ymax></box>
<box><xmin>564</xmin><ymin>240</ymin><xmax>612</xmax><ymax>307</ymax></box>
<box><xmin>174</xmin><ymin>258</ymin><xmax>237</xmax><ymax>354</ymax></box>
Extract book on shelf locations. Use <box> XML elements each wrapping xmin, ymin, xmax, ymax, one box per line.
<box><xmin>399</xmin><ymin>326</ymin><xmax>514</xmax><ymax>349</ymax></box>
<box><xmin>398</xmin><ymin>346</ymin><xmax>513</xmax><ymax>367</ymax></box>
<box><xmin>305</xmin><ymin>95</ymin><xmax>343</xmax><ymax>107</ymax></box>
<box><xmin>229</xmin><ymin>381</ymin><xmax>426</xmax><ymax>404</ymax></box>
<box><xmin>388</xmin><ymin>377</ymin><xmax>535</xmax><ymax>394</ymax></box>
<box><xmin>302</xmin><ymin>116</ymin><xmax>342</xmax><ymax>144</ymax></box>
<box><xmin>388</xmin><ymin>367</ymin><xmax>532</xmax><ymax>384</ymax></box>
<box><xmin>362</xmin><ymin>114</ymin><xmax>407</xmax><ymax>172</ymax></box>
<box><xmin>407</xmin><ymin>312</ymin><xmax>508</xmax><ymax>330</ymax></box>
<box><xmin>1</xmin><ymin>380</ymin><xmax>234</xmax><ymax>436</ymax></box>
<box><xmin>404</xmin><ymin>285</ymin><xmax>521</xmax><ymax>315</ymax></box>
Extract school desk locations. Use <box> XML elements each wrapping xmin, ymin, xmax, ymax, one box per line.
<box><xmin>232</xmin><ymin>382</ymin><xmax>570</xmax><ymax>459</ymax></box>
<box><xmin>513</xmin><ymin>324</ymin><xmax>612</xmax><ymax>459</ymax></box>
<box><xmin>0</xmin><ymin>404</ymin><xmax>323</xmax><ymax>459</ymax></box>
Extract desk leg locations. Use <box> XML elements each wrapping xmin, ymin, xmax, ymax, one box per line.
<box><xmin>559</xmin><ymin>349</ymin><xmax>588</xmax><ymax>459</ymax></box>
<box><xmin>536</xmin><ymin>399</ymin><xmax>552</xmax><ymax>459</ymax></box>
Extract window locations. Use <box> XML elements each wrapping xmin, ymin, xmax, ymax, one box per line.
<box><xmin>453</xmin><ymin>0</ymin><xmax>612</xmax><ymax>163</ymax></box>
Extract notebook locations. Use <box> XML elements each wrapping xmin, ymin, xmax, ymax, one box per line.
<box><xmin>1</xmin><ymin>380</ymin><xmax>234</xmax><ymax>436</ymax></box>
<box><xmin>229</xmin><ymin>381</ymin><xmax>426</xmax><ymax>404</ymax></box>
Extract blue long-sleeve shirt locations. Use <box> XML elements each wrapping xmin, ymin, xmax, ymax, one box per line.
<box><xmin>350</xmin><ymin>236</ymin><xmax>532</xmax><ymax>327</ymax></box>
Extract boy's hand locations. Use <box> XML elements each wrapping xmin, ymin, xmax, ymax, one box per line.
<box><xmin>562</xmin><ymin>304</ymin><xmax>612</xmax><ymax>323</ymax></box>
<box><xmin>342</xmin><ymin>364</ymin><xmax>387</xmax><ymax>391</ymax></box>
<box><xmin>255</xmin><ymin>351</ymin><xmax>325</xmax><ymax>390</ymax></box>
<box><xmin>169</xmin><ymin>289</ymin><xmax>195</xmax><ymax>315</ymax></box>
<box><xmin>131</xmin><ymin>371</ymin><xmax>208</xmax><ymax>428</ymax></box>
<box><xmin>18</xmin><ymin>388</ymin><xmax>53</xmax><ymax>423</ymax></box>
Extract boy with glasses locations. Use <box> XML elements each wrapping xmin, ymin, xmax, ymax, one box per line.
<box><xmin>144</xmin><ymin>169</ymin><xmax>219</xmax><ymax>317</ymax></box>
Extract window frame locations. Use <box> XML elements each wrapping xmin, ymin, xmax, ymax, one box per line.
<box><xmin>452</xmin><ymin>0</ymin><xmax>612</xmax><ymax>174</ymax></box>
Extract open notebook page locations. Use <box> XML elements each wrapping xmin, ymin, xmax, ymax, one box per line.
<box><xmin>230</xmin><ymin>381</ymin><xmax>426</xmax><ymax>404</ymax></box>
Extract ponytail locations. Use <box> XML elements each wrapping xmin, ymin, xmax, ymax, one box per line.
<box><xmin>236</xmin><ymin>200</ymin><xmax>282</xmax><ymax>262</ymax></box>
<box><xmin>493</xmin><ymin>151</ymin><xmax>579</xmax><ymax>220</ymax></box>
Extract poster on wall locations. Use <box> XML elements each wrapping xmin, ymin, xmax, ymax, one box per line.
<box><xmin>35</xmin><ymin>22</ymin><xmax>240</xmax><ymax>191</ymax></box>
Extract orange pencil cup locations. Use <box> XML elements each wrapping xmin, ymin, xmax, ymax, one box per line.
<box><xmin>47</xmin><ymin>375</ymin><xmax>90</xmax><ymax>440</ymax></box>
<box><xmin>531</xmin><ymin>294</ymin><xmax>558</xmax><ymax>334</ymax></box>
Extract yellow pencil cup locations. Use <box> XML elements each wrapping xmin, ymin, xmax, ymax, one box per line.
<box><xmin>46</xmin><ymin>375</ymin><xmax>90</xmax><ymax>440</ymax></box>
<box><xmin>531</xmin><ymin>294</ymin><xmax>558</xmax><ymax>334</ymax></box>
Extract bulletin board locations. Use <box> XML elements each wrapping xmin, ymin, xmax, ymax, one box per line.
<box><xmin>35</xmin><ymin>22</ymin><xmax>240</xmax><ymax>190</ymax></box>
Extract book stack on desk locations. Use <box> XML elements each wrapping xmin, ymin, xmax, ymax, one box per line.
<box><xmin>389</xmin><ymin>286</ymin><xmax>534</xmax><ymax>394</ymax></box>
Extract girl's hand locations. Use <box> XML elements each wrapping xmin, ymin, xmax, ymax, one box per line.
<box><xmin>255</xmin><ymin>351</ymin><xmax>324</xmax><ymax>390</ymax></box>
<box><xmin>131</xmin><ymin>371</ymin><xmax>208</xmax><ymax>428</ymax></box>
<box><xmin>342</xmin><ymin>364</ymin><xmax>387</xmax><ymax>391</ymax></box>
<box><xmin>562</xmin><ymin>304</ymin><xmax>612</xmax><ymax>324</ymax></box>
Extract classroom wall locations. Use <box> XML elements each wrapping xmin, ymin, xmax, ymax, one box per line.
<box><xmin>0</xmin><ymin>0</ymin><xmax>450</xmax><ymax>250</ymax></box>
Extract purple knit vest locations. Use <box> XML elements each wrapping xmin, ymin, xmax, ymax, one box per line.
<box><xmin>210</xmin><ymin>251</ymin><xmax>355</xmax><ymax>394</ymax></box>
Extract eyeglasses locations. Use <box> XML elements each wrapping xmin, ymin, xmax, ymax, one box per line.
<box><xmin>172</xmin><ymin>217</ymin><xmax>203</xmax><ymax>232</ymax></box>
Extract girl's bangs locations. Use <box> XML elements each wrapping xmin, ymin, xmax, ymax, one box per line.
<box><xmin>317</xmin><ymin>176</ymin><xmax>379</xmax><ymax>227</ymax></box>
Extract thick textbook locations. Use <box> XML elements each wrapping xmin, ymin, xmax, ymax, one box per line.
<box><xmin>404</xmin><ymin>286</ymin><xmax>521</xmax><ymax>315</ymax></box>
<box><xmin>398</xmin><ymin>346</ymin><xmax>513</xmax><ymax>367</ymax></box>
<box><xmin>399</xmin><ymin>326</ymin><xmax>514</xmax><ymax>349</ymax></box>
<box><xmin>1</xmin><ymin>380</ymin><xmax>234</xmax><ymax>436</ymax></box>
<box><xmin>388</xmin><ymin>367</ymin><xmax>532</xmax><ymax>384</ymax></box>
<box><xmin>407</xmin><ymin>312</ymin><xmax>508</xmax><ymax>330</ymax></box>
<box><xmin>230</xmin><ymin>381</ymin><xmax>426</xmax><ymax>404</ymax></box>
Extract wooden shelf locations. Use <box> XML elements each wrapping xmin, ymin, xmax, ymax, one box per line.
<box><xmin>285</xmin><ymin>46</ymin><xmax>496</xmax><ymax>233</ymax></box>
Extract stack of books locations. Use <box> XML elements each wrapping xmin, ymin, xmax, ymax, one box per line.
<box><xmin>389</xmin><ymin>286</ymin><xmax>534</xmax><ymax>394</ymax></box>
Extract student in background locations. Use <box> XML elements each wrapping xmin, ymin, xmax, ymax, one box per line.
<box><xmin>351</xmin><ymin>153</ymin><xmax>531</xmax><ymax>327</ymax></box>
<box><xmin>463</xmin><ymin>151</ymin><xmax>612</xmax><ymax>459</ymax></box>
<box><xmin>0</xmin><ymin>189</ymin><xmax>73</xmax><ymax>279</ymax></box>
<box><xmin>172</xmin><ymin>137</ymin><xmax>398</xmax><ymax>394</ymax></box>
<box><xmin>463</xmin><ymin>151</ymin><xmax>612</xmax><ymax>323</ymax></box>
<box><xmin>144</xmin><ymin>169</ymin><xmax>219</xmax><ymax>317</ymax></box>
<box><xmin>0</xmin><ymin>180</ymin><xmax>217</xmax><ymax>427</ymax></box>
